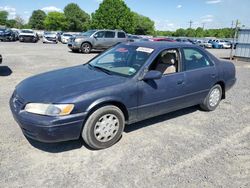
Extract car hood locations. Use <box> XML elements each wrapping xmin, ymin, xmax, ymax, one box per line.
<box><xmin>16</xmin><ymin>65</ymin><xmax>127</xmax><ymax>103</ymax></box>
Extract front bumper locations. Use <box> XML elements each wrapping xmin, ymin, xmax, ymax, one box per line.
<box><xmin>68</xmin><ymin>42</ymin><xmax>81</xmax><ymax>50</ymax></box>
<box><xmin>43</xmin><ymin>37</ymin><xmax>57</xmax><ymax>43</ymax></box>
<box><xmin>9</xmin><ymin>93</ymin><xmax>87</xmax><ymax>143</ymax></box>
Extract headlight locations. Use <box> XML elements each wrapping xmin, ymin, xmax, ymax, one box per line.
<box><xmin>74</xmin><ymin>38</ymin><xmax>82</xmax><ymax>43</ymax></box>
<box><xmin>24</xmin><ymin>103</ymin><xmax>74</xmax><ymax>116</ymax></box>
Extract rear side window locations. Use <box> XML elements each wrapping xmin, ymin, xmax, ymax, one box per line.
<box><xmin>105</xmin><ymin>31</ymin><xmax>115</xmax><ymax>38</ymax></box>
<box><xmin>118</xmin><ymin>32</ymin><xmax>126</xmax><ymax>38</ymax></box>
<box><xmin>182</xmin><ymin>48</ymin><xmax>213</xmax><ymax>71</ymax></box>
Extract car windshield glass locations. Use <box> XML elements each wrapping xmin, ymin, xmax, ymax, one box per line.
<box><xmin>81</xmin><ymin>30</ymin><xmax>96</xmax><ymax>37</ymax></box>
<box><xmin>44</xmin><ymin>32</ymin><xmax>55</xmax><ymax>35</ymax></box>
<box><xmin>89</xmin><ymin>44</ymin><xmax>154</xmax><ymax>77</ymax></box>
<box><xmin>21</xmin><ymin>30</ymin><xmax>33</xmax><ymax>33</ymax></box>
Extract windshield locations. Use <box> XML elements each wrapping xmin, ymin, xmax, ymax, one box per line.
<box><xmin>63</xmin><ymin>34</ymin><xmax>72</xmax><ymax>36</ymax></box>
<box><xmin>89</xmin><ymin>44</ymin><xmax>154</xmax><ymax>77</ymax></box>
<box><xmin>81</xmin><ymin>30</ymin><xmax>96</xmax><ymax>37</ymax></box>
<box><xmin>21</xmin><ymin>30</ymin><xmax>33</xmax><ymax>33</ymax></box>
<box><xmin>44</xmin><ymin>32</ymin><xmax>55</xmax><ymax>35</ymax></box>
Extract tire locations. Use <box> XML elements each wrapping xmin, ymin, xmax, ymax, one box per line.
<box><xmin>82</xmin><ymin>105</ymin><xmax>125</xmax><ymax>149</ymax></box>
<box><xmin>200</xmin><ymin>84</ymin><xmax>222</xmax><ymax>111</ymax></box>
<box><xmin>81</xmin><ymin>43</ymin><xmax>92</xmax><ymax>54</ymax></box>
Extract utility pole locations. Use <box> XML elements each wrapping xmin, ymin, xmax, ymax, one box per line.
<box><xmin>202</xmin><ymin>23</ymin><xmax>205</xmax><ymax>30</ymax></box>
<box><xmin>230</xmin><ymin>19</ymin><xmax>240</xmax><ymax>60</ymax></box>
<box><xmin>189</xmin><ymin>20</ymin><xmax>193</xmax><ymax>29</ymax></box>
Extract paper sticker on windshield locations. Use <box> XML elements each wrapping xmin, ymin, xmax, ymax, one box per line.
<box><xmin>136</xmin><ymin>47</ymin><xmax>154</xmax><ymax>53</ymax></box>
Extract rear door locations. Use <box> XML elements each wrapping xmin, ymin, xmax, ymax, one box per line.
<box><xmin>104</xmin><ymin>31</ymin><xmax>116</xmax><ymax>48</ymax></box>
<box><xmin>181</xmin><ymin>47</ymin><xmax>217</xmax><ymax>106</ymax></box>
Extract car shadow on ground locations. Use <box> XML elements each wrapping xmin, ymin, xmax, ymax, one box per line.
<box><xmin>27</xmin><ymin>106</ymin><xmax>199</xmax><ymax>153</ymax></box>
<box><xmin>0</xmin><ymin>66</ymin><xmax>12</xmax><ymax>76</ymax></box>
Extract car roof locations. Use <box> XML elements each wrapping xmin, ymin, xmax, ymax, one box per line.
<box><xmin>126</xmin><ymin>41</ymin><xmax>195</xmax><ymax>50</ymax></box>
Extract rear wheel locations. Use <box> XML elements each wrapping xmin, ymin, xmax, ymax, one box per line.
<box><xmin>81</xmin><ymin>43</ymin><xmax>92</xmax><ymax>54</ymax></box>
<box><xmin>200</xmin><ymin>84</ymin><xmax>222</xmax><ymax>111</ymax></box>
<box><xmin>82</xmin><ymin>105</ymin><xmax>125</xmax><ymax>149</ymax></box>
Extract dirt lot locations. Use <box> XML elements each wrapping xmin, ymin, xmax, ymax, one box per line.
<box><xmin>0</xmin><ymin>42</ymin><xmax>249</xmax><ymax>188</ymax></box>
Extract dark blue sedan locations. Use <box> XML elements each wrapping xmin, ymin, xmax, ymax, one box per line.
<box><xmin>10</xmin><ymin>42</ymin><xmax>236</xmax><ymax>149</ymax></box>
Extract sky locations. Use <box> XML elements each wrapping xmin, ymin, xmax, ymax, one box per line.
<box><xmin>0</xmin><ymin>0</ymin><xmax>249</xmax><ymax>31</ymax></box>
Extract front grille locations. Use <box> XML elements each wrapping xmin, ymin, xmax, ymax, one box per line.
<box><xmin>46</xmin><ymin>37</ymin><xmax>56</xmax><ymax>41</ymax></box>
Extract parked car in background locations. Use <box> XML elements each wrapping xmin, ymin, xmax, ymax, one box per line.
<box><xmin>61</xmin><ymin>33</ymin><xmax>72</xmax><ymax>44</ymax></box>
<box><xmin>214</xmin><ymin>40</ymin><xmax>231</xmax><ymax>49</ymax></box>
<box><xmin>196</xmin><ymin>40</ymin><xmax>212</xmax><ymax>48</ymax></box>
<box><xmin>176</xmin><ymin>38</ymin><xmax>193</xmax><ymax>44</ymax></box>
<box><xmin>0</xmin><ymin>28</ymin><xmax>18</xmax><ymax>41</ymax></box>
<box><xmin>68</xmin><ymin>29</ymin><xmax>128</xmax><ymax>53</ymax></box>
<box><xmin>10</xmin><ymin>42</ymin><xmax>236</xmax><ymax>149</ymax></box>
<box><xmin>42</xmin><ymin>32</ymin><xmax>58</xmax><ymax>44</ymax></box>
<box><xmin>150</xmin><ymin>37</ymin><xmax>176</xmax><ymax>42</ymax></box>
<box><xmin>128</xmin><ymin>34</ymin><xmax>142</xmax><ymax>42</ymax></box>
<box><xmin>19</xmin><ymin>29</ymin><xmax>38</xmax><ymax>43</ymax></box>
<box><xmin>209</xmin><ymin>40</ymin><xmax>223</xmax><ymax>49</ymax></box>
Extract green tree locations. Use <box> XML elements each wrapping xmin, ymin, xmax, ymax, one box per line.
<box><xmin>29</xmin><ymin>10</ymin><xmax>46</xmax><ymax>29</ymax></box>
<box><xmin>174</xmin><ymin>28</ymin><xmax>186</xmax><ymax>37</ymax></box>
<box><xmin>195</xmin><ymin>27</ymin><xmax>204</xmax><ymax>37</ymax></box>
<box><xmin>91</xmin><ymin>0</ymin><xmax>135</xmax><ymax>33</ymax></box>
<box><xmin>133</xmin><ymin>12</ymin><xmax>155</xmax><ymax>35</ymax></box>
<box><xmin>6</xmin><ymin>19</ymin><xmax>17</xmax><ymax>28</ymax></box>
<box><xmin>64</xmin><ymin>3</ymin><xmax>90</xmax><ymax>31</ymax></box>
<box><xmin>44</xmin><ymin>12</ymin><xmax>67</xmax><ymax>31</ymax></box>
<box><xmin>0</xmin><ymin>11</ymin><xmax>8</xmax><ymax>25</ymax></box>
<box><xmin>15</xmin><ymin>15</ymin><xmax>25</xmax><ymax>28</ymax></box>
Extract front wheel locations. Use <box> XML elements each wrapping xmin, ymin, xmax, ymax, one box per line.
<box><xmin>81</xmin><ymin>43</ymin><xmax>92</xmax><ymax>54</ymax></box>
<box><xmin>200</xmin><ymin>84</ymin><xmax>222</xmax><ymax>111</ymax></box>
<box><xmin>82</xmin><ymin>105</ymin><xmax>125</xmax><ymax>149</ymax></box>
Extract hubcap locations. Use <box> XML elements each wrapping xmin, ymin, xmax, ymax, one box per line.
<box><xmin>94</xmin><ymin>114</ymin><xmax>119</xmax><ymax>142</ymax></box>
<box><xmin>83</xmin><ymin>44</ymin><xmax>90</xmax><ymax>53</ymax></box>
<box><xmin>209</xmin><ymin>88</ymin><xmax>221</xmax><ymax>107</ymax></box>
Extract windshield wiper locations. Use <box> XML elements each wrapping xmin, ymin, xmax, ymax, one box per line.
<box><xmin>89</xmin><ymin>64</ymin><xmax>112</xmax><ymax>75</ymax></box>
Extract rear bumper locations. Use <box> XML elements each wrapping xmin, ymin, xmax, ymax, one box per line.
<box><xmin>10</xmin><ymin>97</ymin><xmax>87</xmax><ymax>143</ymax></box>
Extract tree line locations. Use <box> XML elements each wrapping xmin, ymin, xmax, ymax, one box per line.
<box><xmin>0</xmin><ymin>0</ymin><xmax>234</xmax><ymax>38</ymax></box>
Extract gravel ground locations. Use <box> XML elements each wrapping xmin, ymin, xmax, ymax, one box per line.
<box><xmin>0</xmin><ymin>42</ymin><xmax>249</xmax><ymax>188</ymax></box>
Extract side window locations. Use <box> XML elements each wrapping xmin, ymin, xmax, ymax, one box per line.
<box><xmin>183</xmin><ymin>48</ymin><xmax>213</xmax><ymax>71</ymax></box>
<box><xmin>149</xmin><ymin>49</ymin><xmax>180</xmax><ymax>75</ymax></box>
<box><xmin>95</xmin><ymin>31</ymin><xmax>105</xmax><ymax>38</ymax></box>
<box><xmin>118</xmin><ymin>32</ymin><xmax>126</xmax><ymax>38</ymax></box>
<box><xmin>105</xmin><ymin>31</ymin><xmax>115</xmax><ymax>38</ymax></box>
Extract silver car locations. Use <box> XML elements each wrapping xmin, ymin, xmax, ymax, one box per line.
<box><xmin>68</xmin><ymin>30</ymin><xmax>127</xmax><ymax>53</ymax></box>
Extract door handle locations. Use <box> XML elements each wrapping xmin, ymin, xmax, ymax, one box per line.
<box><xmin>177</xmin><ymin>80</ymin><xmax>184</xmax><ymax>85</ymax></box>
<box><xmin>211</xmin><ymin>74</ymin><xmax>216</xmax><ymax>78</ymax></box>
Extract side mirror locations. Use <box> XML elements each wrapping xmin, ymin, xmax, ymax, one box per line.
<box><xmin>93</xmin><ymin>34</ymin><xmax>98</xmax><ymax>39</ymax></box>
<box><xmin>142</xmin><ymin>70</ymin><xmax>162</xmax><ymax>80</ymax></box>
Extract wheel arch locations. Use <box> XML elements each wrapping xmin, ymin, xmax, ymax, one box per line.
<box><xmin>85</xmin><ymin>99</ymin><xmax>129</xmax><ymax>122</ymax></box>
<box><xmin>215</xmin><ymin>81</ymin><xmax>225</xmax><ymax>99</ymax></box>
<box><xmin>81</xmin><ymin>41</ymin><xmax>92</xmax><ymax>48</ymax></box>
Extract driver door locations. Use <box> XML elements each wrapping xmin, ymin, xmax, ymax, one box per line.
<box><xmin>93</xmin><ymin>31</ymin><xmax>106</xmax><ymax>49</ymax></box>
<box><xmin>137</xmin><ymin>49</ymin><xmax>187</xmax><ymax>120</ymax></box>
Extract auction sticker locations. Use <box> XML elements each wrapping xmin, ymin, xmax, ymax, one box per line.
<box><xmin>136</xmin><ymin>47</ymin><xmax>154</xmax><ymax>53</ymax></box>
